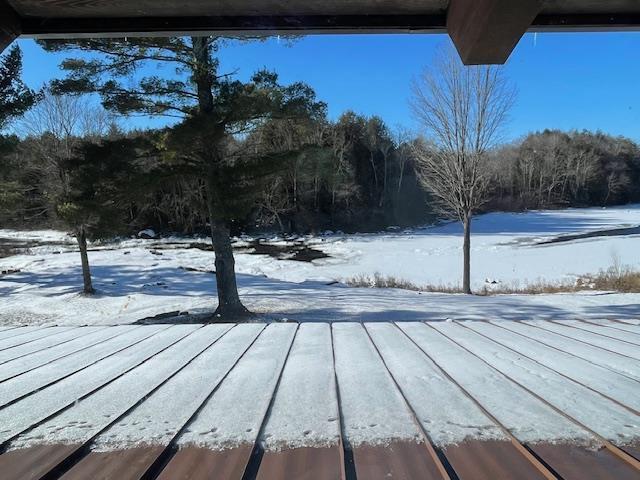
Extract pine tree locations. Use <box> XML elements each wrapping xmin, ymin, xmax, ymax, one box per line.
<box><xmin>56</xmin><ymin>136</ymin><xmax>151</xmax><ymax>294</ymax></box>
<box><xmin>0</xmin><ymin>45</ymin><xmax>38</xmax><ymax>130</ymax></box>
<box><xmin>40</xmin><ymin>37</ymin><xmax>324</xmax><ymax>319</ymax></box>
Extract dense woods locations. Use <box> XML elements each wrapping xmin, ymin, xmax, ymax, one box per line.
<box><xmin>3</xmin><ymin>107</ymin><xmax>639</xmax><ymax>235</ymax></box>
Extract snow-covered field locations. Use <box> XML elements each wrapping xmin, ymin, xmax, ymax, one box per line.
<box><xmin>1</xmin><ymin>205</ymin><xmax>640</xmax><ymax>325</ymax></box>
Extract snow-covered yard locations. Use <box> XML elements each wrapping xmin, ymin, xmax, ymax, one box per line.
<box><xmin>1</xmin><ymin>205</ymin><xmax>640</xmax><ymax>325</ymax></box>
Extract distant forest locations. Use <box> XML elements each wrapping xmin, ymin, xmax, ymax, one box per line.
<box><xmin>2</xmin><ymin>102</ymin><xmax>639</xmax><ymax>235</ymax></box>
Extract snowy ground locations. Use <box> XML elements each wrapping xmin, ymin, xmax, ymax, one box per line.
<box><xmin>1</xmin><ymin>205</ymin><xmax>640</xmax><ymax>325</ymax></box>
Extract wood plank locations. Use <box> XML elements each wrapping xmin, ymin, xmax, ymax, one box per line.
<box><xmin>256</xmin><ymin>323</ymin><xmax>342</xmax><ymax>480</ymax></box>
<box><xmin>0</xmin><ymin>326</ymin><xmax>196</xmax><ymax>446</ymax></box>
<box><xmin>531</xmin><ymin>443</ymin><xmax>640</xmax><ymax>480</ymax></box>
<box><xmin>0</xmin><ymin>0</ymin><xmax>21</xmax><ymax>53</ymax></box>
<box><xmin>567</xmin><ymin>320</ymin><xmax>640</xmax><ymax>345</ymax></box>
<box><xmin>62</xmin><ymin>323</ymin><xmax>274</xmax><ymax>480</ymax></box>
<box><xmin>621</xmin><ymin>443</ymin><xmax>640</xmax><ymax>461</ymax></box>
<box><xmin>257</xmin><ymin>324</ymin><xmax>343</xmax><ymax>479</ymax></box>
<box><xmin>0</xmin><ymin>327</ymin><xmax>104</xmax><ymax>364</ymax></box>
<box><xmin>257</xmin><ymin>446</ymin><xmax>343</xmax><ymax>480</ymax></box>
<box><xmin>59</xmin><ymin>447</ymin><xmax>165</xmax><ymax>480</ymax></box>
<box><xmin>0</xmin><ymin>325</ymin><xmax>157</xmax><ymax>406</ymax></box>
<box><xmin>0</xmin><ymin>444</ymin><xmax>80</xmax><ymax>480</ymax></box>
<box><xmin>0</xmin><ymin>327</ymin><xmax>68</xmax><ymax>351</ymax></box>
<box><xmin>0</xmin><ymin>326</ymin><xmax>23</xmax><ymax>337</ymax></box>
<box><xmin>0</xmin><ymin>326</ymin><xmax>231</xmax><ymax>480</ymax></box>
<box><xmin>532</xmin><ymin>320</ymin><xmax>640</xmax><ymax>360</ymax></box>
<box><xmin>462</xmin><ymin>321</ymin><xmax>640</xmax><ymax>412</ymax></box>
<box><xmin>364</xmin><ymin>323</ymin><xmax>538</xmax><ymax>479</ymax></box>
<box><xmin>155</xmin><ymin>446</ymin><xmax>253</xmax><ymax>480</ymax></box>
<box><xmin>493</xmin><ymin>320</ymin><xmax>640</xmax><ymax>382</ymax></box>
<box><xmin>432</xmin><ymin>322</ymin><xmax>640</xmax><ymax>446</ymax></box>
<box><xmin>598</xmin><ymin>319</ymin><xmax>640</xmax><ymax>334</ymax></box>
<box><xmin>397</xmin><ymin>323</ymin><xmax>595</xmax><ymax>445</ymax></box>
<box><xmin>0</xmin><ymin>326</ymin><xmax>137</xmax><ymax>383</ymax></box>
<box><xmin>443</xmin><ymin>440</ymin><xmax>548</xmax><ymax>480</ymax></box>
<box><xmin>332</xmin><ymin>323</ymin><xmax>445</xmax><ymax>480</ymax></box>
<box><xmin>353</xmin><ymin>441</ymin><xmax>445</xmax><ymax>480</ymax></box>
<box><xmin>447</xmin><ymin>0</ymin><xmax>543</xmax><ymax>64</ymax></box>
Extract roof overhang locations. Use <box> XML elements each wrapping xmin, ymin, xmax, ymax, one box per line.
<box><xmin>2</xmin><ymin>1</ymin><xmax>640</xmax><ymax>64</ymax></box>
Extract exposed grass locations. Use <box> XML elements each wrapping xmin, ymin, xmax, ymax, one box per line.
<box><xmin>579</xmin><ymin>265</ymin><xmax>640</xmax><ymax>293</ymax></box>
<box><xmin>345</xmin><ymin>273</ymin><xmax>464</xmax><ymax>294</ymax></box>
<box><xmin>344</xmin><ymin>266</ymin><xmax>640</xmax><ymax>295</ymax></box>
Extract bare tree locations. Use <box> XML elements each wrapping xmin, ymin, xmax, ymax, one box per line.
<box><xmin>411</xmin><ymin>47</ymin><xmax>515</xmax><ymax>294</ymax></box>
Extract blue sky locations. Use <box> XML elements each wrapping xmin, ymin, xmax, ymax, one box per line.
<box><xmin>16</xmin><ymin>32</ymin><xmax>640</xmax><ymax>141</ymax></box>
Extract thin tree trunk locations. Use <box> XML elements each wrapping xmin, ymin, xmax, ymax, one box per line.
<box><xmin>462</xmin><ymin>214</ymin><xmax>472</xmax><ymax>294</ymax></box>
<box><xmin>77</xmin><ymin>228</ymin><xmax>94</xmax><ymax>295</ymax></box>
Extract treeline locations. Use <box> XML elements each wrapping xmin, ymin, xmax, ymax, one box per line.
<box><xmin>2</xmin><ymin>110</ymin><xmax>640</xmax><ymax>236</ymax></box>
<box><xmin>1</xmin><ymin>97</ymin><xmax>431</xmax><ymax>234</ymax></box>
<box><xmin>488</xmin><ymin>129</ymin><xmax>640</xmax><ymax>211</ymax></box>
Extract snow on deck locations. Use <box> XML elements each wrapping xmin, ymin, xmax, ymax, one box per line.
<box><xmin>0</xmin><ymin>321</ymin><xmax>638</xmax><ymax>480</ymax></box>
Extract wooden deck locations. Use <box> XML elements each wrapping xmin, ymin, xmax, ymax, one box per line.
<box><xmin>0</xmin><ymin>319</ymin><xmax>638</xmax><ymax>479</ymax></box>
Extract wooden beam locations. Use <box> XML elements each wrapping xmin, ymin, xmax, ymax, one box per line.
<box><xmin>20</xmin><ymin>14</ymin><xmax>447</xmax><ymax>37</ymax></box>
<box><xmin>0</xmin><ymin>1</ymin><xmax>21</xmax><ymax>53</ymax></box>
<box><xmin>447</xmin><ymin>0</ymin><xmax>543</xmax><ymax>65</ymax></box>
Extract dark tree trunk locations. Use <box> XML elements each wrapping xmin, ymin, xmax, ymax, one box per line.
<box><xmin>205</xmin><ymin>180</ymin><xmax>251</xmax><ymax>319</ymax></box>
<box><xmin>210</xmin><ymin>219</ymin><xmax>250</xmax><ymax>319</ymax></box>
<box><xmin>192</xmin><ymin>35</ymin><xmax>251</xmax><ymax>319</ymax></box>
<box><xmin>77</xmin><ymin>228</ymin><xmax>94</xmax><ymax>295</ymax></box>
<box><xmin>462</xmin><ymin>214</ymin><xmax>472</xmax><ymax>294</ymax></box>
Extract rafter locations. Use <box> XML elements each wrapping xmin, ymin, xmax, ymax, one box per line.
<box><xmin>447</xmin><ymin>0</ymin><xmax>543</xmax><ymax>65</ymax></box>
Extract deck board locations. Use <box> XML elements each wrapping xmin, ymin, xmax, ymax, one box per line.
<box><xmin>65</xmin><ymin>324</ymin><xmax>273</xmax><ymax>480</ymax></box>
<box><xmin>531</xmin><ymin>443</ymin><xmax>640</xmax><ymax>480</ymax></box>
<box><xmin>257</xmin><ymin>446</ymin><xmax>344</xmax><ymax>480</ymax></box>
<box><xmin>0</xmin><ymin>325</ymin><xmax>164</xmax><ymax>406</ymax></box>
<box><xmin>0</xmin><ymin>326</ymin><xmax>197</xmax><ymax>445</ymax></box>
<box><xmin>155</xmin><ymin>446</ymin><xmax>254</xmax><ymax>480</ymax></box>
<box><xmin>530</xmin><ymin>320</ymin><xmax>640</xmax><ymax>360</ymax></box>
<box><xmin>59</xmin><ymin>446</ymin><xmax>165</xmax><ymax>480</ymax></box>
<box><xmin>0</xmin><ymin>326</ymin><xmax>105</xmax><ymax>364</ymax></box>
<box><xmin>462</xmin><ymin>321</ymin><xmax>640</xmax><ymax>412</ymax></box>
<box><xmin>0</xmin><ymin>327</ymin><xmax>71</xmax><ymax>351</ymax></box>
<box><xmin>570</xmin><ymin>320</ymin><xmax>640</xmax><ymax>345</ymax></box>
<box><xmin>258</xmin><ymin>324</ymin><xmax>342</xmax><ymax>475</ymax></box>
<box><xmin>0</xmin><ymin>326</ymin><xmax>139</xmax><ymax>383</ymax></box>
<box><xmin>443</xmin><ymin>440</ymin><xmax>548</xmax><ymax>480</ymax></box>
<box><xmin>492</xmin><ymin>320</ymin><xmax>640</xmax><ymax>382</ymax></box>
<box><xmin>592</xmin><ymin>319</ymin><xmax>640</xmax><ymax>335</ymax></box>
<box><xmin>0</xmin><ymin>326</ymin><xmax>230</xmax><ymax>480</ymax></box>
<box><xmin>352</xmin><ymin>442</ymin><xmax>446</xmax><ymax>480</ymax></box>
<box><xmin>433</xmin><ymin>322</ymin><xmax>640</xmax><ymax>447</ymax></box>
<box><xmin>0</xmin><ymin>444</ymin><xmax>81</xmax><ymax>480</ymax></box>
<box><xmin>0</xmin><ymin>321</ymin><xmax>638</xmax><ymax>479</ymax></box>
<box><xmin>332</xmin><ymin>323</ymin><xmax>446</xmax><ymax>479</ymax></box>
<box><xmin>364</xmin><ymin>323</ymin><xmax>534</xmax><ymax>479</ymax></box>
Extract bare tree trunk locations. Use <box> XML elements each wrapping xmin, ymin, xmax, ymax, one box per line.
<box><xmin>462</xmin><ymin>214</ymin><xmax>472</xmax><ymax>294</ymax></box>
<box><xmin>76</xmin><ymin>228</ymin><xmax>94</xmax><ymax>295</ymax></box>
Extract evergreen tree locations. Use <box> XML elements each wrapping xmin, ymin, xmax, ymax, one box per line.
<box><xmin>0</xmin><ymin>45</ymin><xmax>38</xmax><ymax>130</ymax></box>
<box><xmin>56</xmin><ymin>136</ymin><xmax>151</xmax><ymax>294</ymax></box>
<box><xmin>41</xmin><ymin>37</ymin><xmax>324</xmax><ymax>319</ymax></box>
